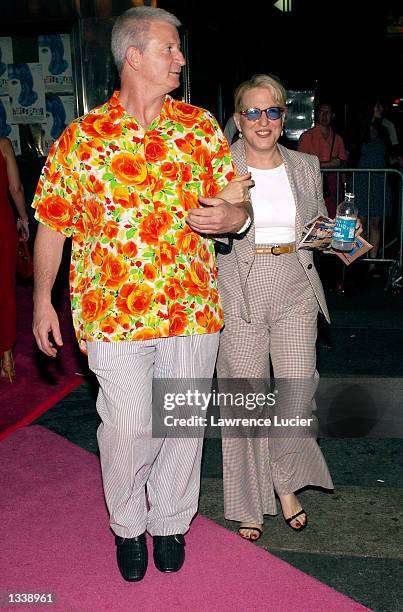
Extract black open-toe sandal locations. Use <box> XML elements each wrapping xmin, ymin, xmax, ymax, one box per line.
<box><xmin>238</xmin><ymin>526</ymin><xmax>263</xmax><ymax>541</ymax></box>
<box><xmin>285</xmin><ymin>510</ymin><xmax>307</xmax><ymax>532</ymax></box>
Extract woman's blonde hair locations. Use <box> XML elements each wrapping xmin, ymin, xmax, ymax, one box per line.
<box><xmin>234</xmin><ymin>74</ymin><xmax>287</xmax><ymax>113</ymax></box>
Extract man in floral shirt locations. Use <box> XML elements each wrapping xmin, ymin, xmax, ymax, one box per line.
<box><xmin>32</xmin><ymin>6</ymin><xmax>249</xmax><ymax>582</ymax></box>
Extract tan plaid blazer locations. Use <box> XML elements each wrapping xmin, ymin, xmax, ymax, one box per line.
<box><xmin>218</xmin><ymin>139</ymin><xmax>330</xmax><ymax>323</ymax></box>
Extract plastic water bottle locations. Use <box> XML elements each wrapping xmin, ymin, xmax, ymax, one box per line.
<box><xmin>331</xmin><ymin>193</ymin><xmax>357</xmax><ymax>252</ymax></box>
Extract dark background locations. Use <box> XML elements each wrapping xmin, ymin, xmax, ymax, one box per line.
<box><xmin>162</xmin><ymin>0</ymin><xmax>403</xmax><ymax>131</ymax></box>
<box><xmin>1</xmin><ymin>0</ymin><xmax>402</xmax><ymax>146</ymax></box>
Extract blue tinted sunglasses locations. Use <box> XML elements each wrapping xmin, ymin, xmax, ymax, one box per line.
<box><xmin>241</xmin><ymin>106</ymin><xmax>284</xmax><ymax>121</ymax></box>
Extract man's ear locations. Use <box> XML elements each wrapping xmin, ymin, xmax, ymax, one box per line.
<box><xmin>125</xmin><ymin>45</ymin><xmax>142</xmax><ymax>71</ymax></box>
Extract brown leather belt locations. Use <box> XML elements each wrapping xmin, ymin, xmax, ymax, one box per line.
<box><xmin>255</xmin><ymin>244</ymin><xmax>296</xmax><ymax>255</ymax></box>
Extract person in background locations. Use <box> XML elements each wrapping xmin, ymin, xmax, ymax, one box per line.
<box><xmin>298</xmin><ymin>101</ymin><xmax>347</xmax><ymax>218</ymax></box>
<box><xmin>353</xmin><ymin>117</ymin><xmax>392</xmax><ymax>276</ymax></box>
<box><xmin>216</xmin><ymin>74</ymin><xmax>333</xmax><ymax>542</ymax></box>
<box><xmin>373</xmin><ymin>99</ymin><xmax>399</xmax><ymax>165</ymax></box>
<box><xmin>0</xmin><ymin>137</ymin><xmax>29</xmax><ymax>381</ymax></box>
<box><xmin>32</xmin><ymin>6</ymin><xmax>249</xmax><ymax>583</ymax></box>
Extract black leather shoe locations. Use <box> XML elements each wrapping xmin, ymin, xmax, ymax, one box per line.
<box><xmin>115</xmin><ymin>533</ymin><xmax>148</xmax><ymax>581</ymax></box>
<box><xmin>153</xmin><ymin>534</ymin><xmax>185</xmax><ymax>573</ymax></box>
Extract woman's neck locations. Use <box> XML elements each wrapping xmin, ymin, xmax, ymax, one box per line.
<box><xmin>244</xmin><ymin>143</ymin><xmax>283</xmax><ymax>169</ymax></box>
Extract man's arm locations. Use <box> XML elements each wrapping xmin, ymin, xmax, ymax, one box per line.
<box><xmin>320</xmin><ymin>157</ymin><xmax>343</xmax><ymax>169</ymax></box>
<box><xmin>187</xmin><ymin>112</ymin><xmax>252</xmax><ymax>235</ymax></box>
<box><xmin>190</xmin><ymin>173</ymin><xmax>254</xmax><ymax>235</ymax></box>
<box><xmin>186</xmin><ymin>196</ymin><xmax>252</xmax><ymax>235</ymax></box>
<box><xmin>33</xmin><ymin>224</ymin><xmax>66</xmax><ymax>357</ymax></box>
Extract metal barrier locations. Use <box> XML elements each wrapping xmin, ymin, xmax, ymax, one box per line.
<box><xmin>321</xmin><ymin>167</ymin><xmax>403</xmax><ymax>290</ymax></box>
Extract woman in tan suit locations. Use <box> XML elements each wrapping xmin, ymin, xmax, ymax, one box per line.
<box><xmin>217</xmin><ymin>74</ymin><xmax>333</xmax><ymax>541</ymax></box>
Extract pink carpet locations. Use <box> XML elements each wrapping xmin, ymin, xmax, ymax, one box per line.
<box><xmin>0</xmin><ymin>285</ymin><xmax>84</xmax><ymax>441</ymax></box>
<box><xmin>0</xmin><ymin>426</ymin><xmax>370</xmax><ymax>612</ymax></box>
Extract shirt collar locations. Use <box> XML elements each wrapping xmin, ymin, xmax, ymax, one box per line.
<box><xmin>108</xmin><ymin>90</ymin><xmax>173</xmax><ymax>127</ymax></box>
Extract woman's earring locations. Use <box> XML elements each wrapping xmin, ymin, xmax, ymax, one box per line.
<box><xmin>238</xmin><ymin>130</ymin><xmax>243</xmax><ymax>139</ymax></box>
<box><xmin>281</xmin><ymin>129</ymin><xmax>284</xmax><ymax>136</ymax></box>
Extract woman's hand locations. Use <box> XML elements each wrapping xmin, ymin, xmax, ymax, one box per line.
<box><xmin>355</xmin><ymin>217</ymin><xmax>363</xmax><ymax>236</ymax></box>
<box><xmin>17</xmin><ymin>217</ymin><xmax>29</xmax><ymax>241</ymax></box>
<box><xmin>218</xmin><ymin>173</ymin><xmax>255</xmax><ymax>205</ymax></box>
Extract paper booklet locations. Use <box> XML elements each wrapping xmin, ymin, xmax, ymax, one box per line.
<box><xmin>298</xmin><ymin>215</ymin><xmax>334</xmax><ymax>251</ymax></box>
<box><xmin>298</xmin><ymin>215</ymin><xmax>372</xmax><ymax>265</ymax></box>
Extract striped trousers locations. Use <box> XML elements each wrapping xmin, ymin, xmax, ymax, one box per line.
<box><xmin>87</xmin><ymin>333</ymin><xmax>219</xmax><ymax>538</ymax></box>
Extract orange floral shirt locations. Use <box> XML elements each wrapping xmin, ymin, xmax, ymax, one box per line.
<box><xmin>33</xmin><ymin>92</ymin><xmax>235</xmax><ymax>349</ymax></box>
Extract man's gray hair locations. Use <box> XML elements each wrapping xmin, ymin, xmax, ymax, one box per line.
<box><xmin>111</xmin><ymin>6</ymin><xmax>181</xmax><ymax>74</ymax></box>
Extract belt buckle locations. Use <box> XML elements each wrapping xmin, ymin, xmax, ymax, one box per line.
<box><xmin>271</xmin><ymin>245</ymin><xmax>282</xmax><ymax>256</ymax></box>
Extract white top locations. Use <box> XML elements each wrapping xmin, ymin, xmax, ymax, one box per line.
<box><xmin>248</xmin><ymin>164</ymin><xmax>296</xmax><ymax>244</ymax></box>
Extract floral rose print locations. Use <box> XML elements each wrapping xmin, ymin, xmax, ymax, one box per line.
<box><xmin>33</xmin><ymin>92</ymin><xmax>235</xmax><ymax>346</ymax></box>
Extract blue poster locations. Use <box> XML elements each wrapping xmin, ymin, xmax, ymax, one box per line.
<box><xmin>8</xmin><ymin>62</ymin><xmax>46</xmax><ymax>124</ymax></box>
<box><xmin>38</xmin><ymin>34</ymin><xmax>73</xmax><ymax>93</ymax></box>
<box><xmin>0</xmin><ymin>95</ymin><xmax>11</xmax><ymax>137</ymax></box>
<box><xmin>43</xmin><ymin>93</ymin><xmax>76</xmax><ymax>154</ymax></box>
<box><xmin>0</xmin><ymin>37</ymin><xmax>13</xmax><ymax>95</ymax></box>
<box><xmin>0</xmin><ymin>96</ymin><xmax>20</xmax><ymax>154</ymax></box>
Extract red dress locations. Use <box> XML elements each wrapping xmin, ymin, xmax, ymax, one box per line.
<box><xmin>0</xmin><ymin>149</ymin><xmax>18</xmax><ymax>354</ymax></box>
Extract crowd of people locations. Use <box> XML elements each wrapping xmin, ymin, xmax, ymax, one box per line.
<box><xmin>1</xmin><ymin>4</ymin><xmax>400</xmax><ymax>584</ymax></box>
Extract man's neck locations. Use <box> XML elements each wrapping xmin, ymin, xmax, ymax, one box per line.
<box><xmin>319</xmin><ymin>124</ymin><xmax>331</xmax><ymax>138</ymax></box>
<box><xmin>119</xmin><ymin>82</ymin><xmax>167</xmax><ymax>129</ymax></box>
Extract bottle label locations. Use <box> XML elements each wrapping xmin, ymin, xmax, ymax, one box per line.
<box><xmin>332</xmin><ymin>216</ymin><xmax>356</xmax><ymax>242</ymax></box>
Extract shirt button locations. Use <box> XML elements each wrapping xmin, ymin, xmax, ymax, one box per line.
<box><xmin>307</xmin><ymin>263</ymin><xmax>313</xmax><ymax>269</ymax></box>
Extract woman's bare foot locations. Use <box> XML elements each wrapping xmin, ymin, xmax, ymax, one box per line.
<box><xmin>238</xmin><ymin>523</ymin><xmax>263</xmax><ymax>541</ymax></box>
<box><xmin>279</xmin><ymin>493</ymin><xmax>307</xmax><ymax>530</ymax></box>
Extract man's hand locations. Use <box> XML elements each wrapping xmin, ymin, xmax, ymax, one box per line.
<box><xmin>187</xmin><ymin>197</ymin><xmax>249</xmax><ymax>234</ymax></box>
<box><xmin>33</xmin><ymin>301</ymin><xmax>63</xmax><ymax>357</ymax></box>
<box><xmin>218</xmin><ymin>173</ymin><xmax>255</xmax><ymax>205</ymax></box>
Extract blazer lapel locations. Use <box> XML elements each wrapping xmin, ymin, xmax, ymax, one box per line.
<box><xmin>277</xmin><ymin>144</ymin><xmax>304</xmax><ymax>244</ymax></box>
<box><xmin>231</xmin><ymin>139</ymin><xmax>256</xmax><ymax>254</ymax></box>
